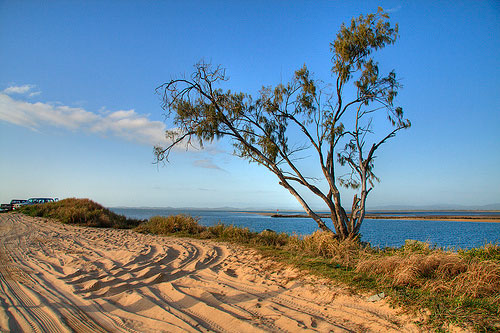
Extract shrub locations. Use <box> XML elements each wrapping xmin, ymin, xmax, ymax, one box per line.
<box><xmin>18</xmin><ymin>198</ymin><xmax>140</xmax><ymax>229</ymax></box>
<box><xmin>136</xmin><ymin>215</ymin><xmax>204</xmax><ymax>235</ymax></box>
<box><xmin>459</xmin><ymin>243</ymin><xmax>500</xmax><ymax>261</ymax></box>
<box><xmin>219</xmin><ymin>225</ymin><xmax>254</xmax><ymax>242</ymax></box>
<box><xmin>254</xmin><ymin>230</ymin><xmax>289</xmax><ymax>247</ymax></box>
<box><xmin>402</xmin><ymin>239</ymin><xmax>432</xmax><ymax>254</ymax></box>
<box><xmin>201</xmin><ymin>223</ymin><xmax>225</xmax><ymax>239</ymax></box>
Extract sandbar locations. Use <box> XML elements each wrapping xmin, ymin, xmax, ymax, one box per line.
<box><xmin>248</xmin><ymin>212</ymin><xmax>500</xmax><ymax>223</ymax></box>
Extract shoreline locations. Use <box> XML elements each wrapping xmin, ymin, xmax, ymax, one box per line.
<box><xmin>246</xmin><ymin>212</ymin><xmax>500</xmax><ymax>223</ymax></box>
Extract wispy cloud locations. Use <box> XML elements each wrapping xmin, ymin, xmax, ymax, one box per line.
<box><xmin>0</xmin><ymin>85</ymin><xmax>169</xmax><ymax>146</ymax></box>
<box><xmin>28</xmin><ymin>91</ymin><xmax>42</xmax><ymax>98</ymax></box>
<box><xmin>3</xmin><ymin>84</ymin><xmax>41</xmax><ymax>97</ymax></box>
<box><xmin>386</xmin><ymin>5</ymin><xmax>402</xmax><ymax>13</ymax></box>
<box><xmin>193</xmin><ymin>158</ymin><xmax>227</xmax><ymax>172</ymax></box>
<box><xmin>198</xmin><ymin>188</ymin><xmax>215</xmax><ymax>192</ymax></box>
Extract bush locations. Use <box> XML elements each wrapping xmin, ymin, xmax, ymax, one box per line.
<box><xmin>201</xmin><ymin>223</ymin><xmax>226</xmax><ymax>239</ymax></box>
<box><xmin>136</xmin><ymin>215</ymin><xmax>204</xmax><ymax>235</ymax></box>
<box><xmin>459</xmin><ymin>243</ymin><xmax>500</xmax><ymax>261</ymax></box>
<box><xmin>254</xmin><ymin>230</ymin><xmax>289</xmax><ymax>247</ymax></box>
<box><xmin>18</xmin><ymin>198</ymin><xmax>140</xmax><ymax>229</ymax></box>
<box><xmin>219</xmin><ymin>225</ymin><xmax>253</xmax><ymax>242</ymax></box>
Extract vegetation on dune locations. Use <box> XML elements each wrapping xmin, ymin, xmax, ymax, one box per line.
<box><xmin>17</xmin><ymin>200</ymin><xmax>500</xmax><ymax>331</ymax></box>
<box><xmin>138</xmin><ymin>215</ymin><xmax>500</xmax><ymax>332</ymax></box>
<box><xmin>136</xmin><ymin>215</ymin><xmax>291</xmax><ymax>246</ymax></box>
<box><xmin>18</xmin><ymin>198</ymin><xmax>141</xmax><ymax>228</ymax></box>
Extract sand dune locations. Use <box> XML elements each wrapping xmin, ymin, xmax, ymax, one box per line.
<box><xmin>0</xmin><ymin>213</ymin><xmax>420</xmax><ymax>332</ymax></box>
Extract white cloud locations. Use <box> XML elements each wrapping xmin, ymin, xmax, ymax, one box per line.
<box><xmin>106</xmin><ymin>109</ymin><xmax>137</xmax><ymax>119</ymax></box>
<box><xmin>91</xmin><ymin>110</ymin><xmax>167</xmax><ymax>145</ymax></box>
<box><xmin>3</xmin><ymin>84</ymin><xmax>41</xmax><ymax>97</ymax></box>
<box><xmin>0</xmin><ymin>84</ymin><xmax>226</xmax><ymax>152</ymax></box>
<box><xmin>28</xmin><ymin>91</ymin><xmax>42</xmax><ymax>98</ymax></box>
<box><xmin>0</xmin><ymin>90</ymin><xmax>169</xmax><ymax>146</ymax></box>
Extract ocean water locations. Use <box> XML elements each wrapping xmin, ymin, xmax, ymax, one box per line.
<box><xmin>110</xmin><ymin>208</ymin><xmax>500</xmax><ymax>249</ymax></box>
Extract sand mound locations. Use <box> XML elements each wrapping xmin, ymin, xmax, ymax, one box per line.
<box><xmin>0</xmin><ymin>213</ymin><xmax>420</xmax><ymax>332</ymax></box>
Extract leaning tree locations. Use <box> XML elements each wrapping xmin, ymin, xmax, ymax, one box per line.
<box><xmin>155</xmin><ymin>8</ymin><xmax>410</xmax><ymax>239</ymax></box>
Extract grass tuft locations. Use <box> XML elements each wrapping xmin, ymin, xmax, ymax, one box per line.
<box><xmin>286</xmin><ymin>231</ymin><xmax>364</xmax><ymax>267</ymax></box>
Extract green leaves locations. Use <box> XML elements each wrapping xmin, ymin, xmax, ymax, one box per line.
<box><xmin>331</xmin><ymin>7</ymin><xmax>398</xmax><ymax>85</ymax></box>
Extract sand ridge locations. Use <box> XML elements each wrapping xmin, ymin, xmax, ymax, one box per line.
<box><xmin>0</xmin><ymin>213</ymin><xmax>421</xmax><ymax>332</ymax></box>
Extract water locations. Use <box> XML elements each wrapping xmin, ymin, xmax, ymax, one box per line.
<box><xmin>367</xmin><ymin>211</ymin><xmax>500</xmax><ymax>217</ymax></box>
<box><xmin>110</xmin><ymin>208</ymin><xmax>500</xmax><ymax>249</ymax></box>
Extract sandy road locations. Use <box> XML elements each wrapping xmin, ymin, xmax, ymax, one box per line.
<box><xmin>0</xmin><ymin>213</ymin><xmax>419</xmax><ymax>332</ymax></box>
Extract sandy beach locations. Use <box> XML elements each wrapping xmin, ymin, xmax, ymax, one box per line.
<box><xmin>0</xmin><ymin>213</ymin><xmax>421</xmax><ymax>332</ymax></box>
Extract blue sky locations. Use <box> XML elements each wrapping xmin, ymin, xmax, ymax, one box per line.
<box><xmin>1</xmin><ymin>1</ymin><xmax>499</xmax><ymax>209</ymax></box>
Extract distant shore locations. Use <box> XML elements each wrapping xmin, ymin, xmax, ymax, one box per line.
<box><xmin>246</xmin><ymin>212</ymin><xmax>500</xmax><ymax>223</ymax></box>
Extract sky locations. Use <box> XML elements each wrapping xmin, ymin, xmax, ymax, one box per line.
<box><xmin>1</xmin><ymin>1</ymin><xmax>499</xmax><ymax>210</ymax></box>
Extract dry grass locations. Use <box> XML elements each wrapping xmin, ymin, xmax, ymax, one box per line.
<box><xmin>352</xmin><ymin>242</ymin><xmax>500</xmax><ymax>330</ymax></box>
<box><xmin>450</xmin><ymin>260</ymin><xmax>500</xmax><ymax>298</ymax></box>
<box><xmin>355</xmin><ymin>244</ymin><xmax>500</xmax><ymax>300</ymax></box>
<box><xmin>286</xmin><ymin>230</ymin><xmax>364</xmax><ymax>267</ymax></box>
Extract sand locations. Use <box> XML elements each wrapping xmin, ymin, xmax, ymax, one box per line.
<box><xmin>0</xmin><ymin>213</ymin><xmax>421</xmax><ymax>332</ymax></box>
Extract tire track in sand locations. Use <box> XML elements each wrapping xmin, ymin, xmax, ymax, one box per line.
<box><xmin>0</xmin><ymin>213</ymin><xmax>420</xmax><ymax>332</ymax></box>
<box><xmin>0</xmin><ymin>214</ymin><xmax>123</xmax><ymax>332</ymax></box>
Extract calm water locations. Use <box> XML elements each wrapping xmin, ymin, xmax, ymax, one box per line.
<box><xmin>110</xmin><ymin>208</ymin><xmax>500</xmax><ymax>249</ymax></box>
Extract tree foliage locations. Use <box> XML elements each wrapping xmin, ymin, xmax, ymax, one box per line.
<box><xmin>155</xmin><ymin>8</ymin><xmax>410</xmax><ymax>239</ymax></box>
